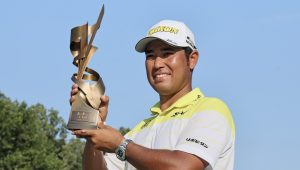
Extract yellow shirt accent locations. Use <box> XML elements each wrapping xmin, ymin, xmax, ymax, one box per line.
<box><xmin>127</xmin><ymin>88</ymin><xmax>235</xmax><ymax>137</ymax></box>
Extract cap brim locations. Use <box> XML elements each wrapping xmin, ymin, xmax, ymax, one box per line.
<box><xmin>135</xmin><ymin>36</ymin><xmax>191</xmax><ymax>53</ymax></box>
<box><xmin>135</xmin><ymin>37</ymin><xmax>159</xmax><ymax>53</ymax></box>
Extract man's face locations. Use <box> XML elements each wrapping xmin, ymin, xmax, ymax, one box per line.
<box><xmin>145</xmin><ymin>40</ymin><xmax>192</xmax><ymax>96</ymax></box>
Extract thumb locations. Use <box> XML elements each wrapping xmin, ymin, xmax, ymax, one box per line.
<box><xmin>73</xmin><ymin>129</ymin><xmax>95</xmax><ymax>137</ymax></box>
<box><xmin>99</xmin><ymin>95</ymin><xmax>109</xmax><ymax>122</ymax></box>
<box><xmin>97</xmin><ymin>121</ymin><xmax>106</xmax><ymax>129</ymax></box>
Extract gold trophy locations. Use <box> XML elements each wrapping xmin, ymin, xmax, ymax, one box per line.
<box><xmin>67</xmin><ymin>5</ymin><xmax>105</xmax><ymax>130</ymax></box>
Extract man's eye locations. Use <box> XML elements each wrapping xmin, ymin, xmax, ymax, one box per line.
<box><xmin>146</xmin><ymin>54</ymin><xmax>154</xmax><ymax>59</ymax></box>
<box><xmin>163</xmin><ymin>52</ymin><xmax>173</xmax><ymax>57</ymax></box>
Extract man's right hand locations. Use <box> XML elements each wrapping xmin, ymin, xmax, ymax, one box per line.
<box><xmin>69</xmin><ymin>84</ymin><xmax>109</xmax><ymax>124</ymax></box>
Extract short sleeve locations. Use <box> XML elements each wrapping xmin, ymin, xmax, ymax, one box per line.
<box><xmin>104</xmin><ymin>152</ymin><xmax>125</xmax><ymax>170</ymax></box>
<box><xmin>175</xmin><ymin>110</ymin><xmax>232</xmax><ymax>169</ymax></box>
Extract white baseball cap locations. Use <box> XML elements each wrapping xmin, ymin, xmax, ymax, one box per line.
<box><xmin>135</xmin><ymin>20</ymin><xmax>197</xmax><ymax>53</ymax></box>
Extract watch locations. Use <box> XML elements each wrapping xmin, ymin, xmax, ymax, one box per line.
<box><xmin>115</xmin><ymin>139</ymin><xmax>132</xmax><ymax>161</ymax></box>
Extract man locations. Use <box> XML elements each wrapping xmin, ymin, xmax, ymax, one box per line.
<box><xmin>72</xmin><ymin>20</ymin><xmax>235</xmax><ymax>170</ymax></box>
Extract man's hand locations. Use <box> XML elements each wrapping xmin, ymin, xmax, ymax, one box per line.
<box><xmin>70</xmin><ymin>84</ymin><xmax>124</xmax><ymax>153</ymax></box>
<box><xmin>73</xmin><ymin>124</ymin><xmax>125</xmax><ymax>153</ymax></box>
<box><xmin>69</xmin><ymin>84</ymin><xmax>109</xmax><ymax>123</ymax></box>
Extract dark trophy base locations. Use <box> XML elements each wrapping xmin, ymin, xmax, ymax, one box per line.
<box><xmin>67</xmin><ymin>92</ymin><xmax>99</xmax><ymax>130</ymax></box>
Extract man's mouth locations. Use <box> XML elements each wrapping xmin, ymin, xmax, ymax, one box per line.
<box><xmin>153</xmin><ymin>72</ymin><xmax>171</xmax><ymax>82</ymax></box>
<box><xmin>155</xmin><ymin>73</ymin><xmax>169</xmax><ymax>78</ymax></box>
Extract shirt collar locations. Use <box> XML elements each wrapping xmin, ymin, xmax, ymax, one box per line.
<box><xmin>150</xmin><ymin>88</ymin><xmax>205</xmax><ymax>115</ymax></box>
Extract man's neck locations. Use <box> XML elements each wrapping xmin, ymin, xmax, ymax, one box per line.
<box><xmin>159</xmin><ymin>85</ymin><xmax>192</xmax><ymax>111</ymax></box>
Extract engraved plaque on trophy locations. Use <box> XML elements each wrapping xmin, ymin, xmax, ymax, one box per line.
<box><xmin>67</xmin><ymin>5</ymin><xmax>105</xmax><ymax>130</ymax></box>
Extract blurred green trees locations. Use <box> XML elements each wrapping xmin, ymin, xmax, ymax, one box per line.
<box><xmin>118</xmin><ymin>127</ymin><xmax>131</xmax><ymax>136</ymax></box>
<box><xmin>0</xmin><ymin>92</ymin><xmax>83</xmax><ymax>170</ymax></box>
<box><xmin>0</xmin><ymin>92</ymin><xmax>131</xmax><ymax>169</ymax></box>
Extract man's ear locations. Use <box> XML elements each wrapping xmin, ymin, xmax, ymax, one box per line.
<box><xmin>188</xmin><ymin>50</ymin><xmax>199</xmax><ymax>70</ymax></box>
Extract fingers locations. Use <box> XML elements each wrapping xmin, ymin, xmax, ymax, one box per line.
<box><xmin>99</xmin><ymin>95</ymin><xmax>109</xmax><ymax>122</ymax></box>
<box><xmin>70</xmin><ymin>84</ymin><xmax>110</xmax><ymax>123</ymax></box>
<box><xmin>71</xmin><ymin>84</ymin><xmax>79</xmax><ymax>95</ymax></box>
<box><xmin>97</xmin><ymin>120</ymin><xmax>106</xmax><ymax>129</ymax></box>
<box><xmin>69</xmin><ymin>84</ymin><xmax>79</xmax><ymax>105</ymax></box>
<box><xmin>73</xmin><ymin>129</ymin><xmax>96</xmax><ymax>137</ymax></box>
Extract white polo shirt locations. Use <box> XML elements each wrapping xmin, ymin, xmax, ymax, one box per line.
<box><xmin>104</xmin><ymin>88</ymin><xmax>235</xmax><ymax>170</ymax></box>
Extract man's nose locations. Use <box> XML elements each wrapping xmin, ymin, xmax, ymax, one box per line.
<box><xmin>154</xmin><ymin>55</ymin><xmax>165</xmax><ymax>69</ymax></box>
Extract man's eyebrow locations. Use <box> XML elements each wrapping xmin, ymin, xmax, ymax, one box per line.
<box><xmin>162</xmin><ymin>47</ymin><xmax>176</xmax><ymax>51</ymax></box>
<box><xmin>145</xmin><ymin>49</ymin><xmax>154</xmax><ymax>54</ymax></box>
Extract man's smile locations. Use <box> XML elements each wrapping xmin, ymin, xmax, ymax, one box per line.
<box><xmin>153</xmin><ymin>72</ymin><xmax>171</xmax><ymax>82</ymax></box>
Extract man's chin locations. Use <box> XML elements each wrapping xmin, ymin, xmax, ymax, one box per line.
<box><xmin>153</xmin><ymin>85</ymin><xmax>173</xmax><ymax>95</ymax></box>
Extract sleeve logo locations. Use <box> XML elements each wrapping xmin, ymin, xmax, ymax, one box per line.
<box><xmin>186</xmin><ymin>138</ymin><xmax>208</xmax><ymax>148</ymax></box>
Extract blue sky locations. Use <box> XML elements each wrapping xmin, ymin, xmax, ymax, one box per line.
<box><xmin>1</xmin><ymin>0</ymin><xmax>299</xmax><ymax>169</ymax></box>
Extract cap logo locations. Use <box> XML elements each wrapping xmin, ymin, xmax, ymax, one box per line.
<box><xmin>186</xmin><ymin>36</ymin><xmax>196</xmax><ymax>49</ymax></box>
<box><xmin>148</xmin><ymin>26</ymin><xmax>179</xmax><ymax>36</ymax></box>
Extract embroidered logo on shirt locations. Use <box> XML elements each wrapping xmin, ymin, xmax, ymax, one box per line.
<box><xmin>193</xmin><ymin>94</ymin><xmax>201</xmax><ymax>101</ymax></box>
<box><xmin>171</xmin><ymin>110</ymin><xmax>187</xmax><ymax>117</ymax></box>
<box><xmin>141</xmin><ymin>121</ymin><xmax>150</xmax><ymax>129</ymax></box>
<box><xmin>186</xmin><ymin>138</ymin><xmax>208</xmax><ymax>148</ymax></box>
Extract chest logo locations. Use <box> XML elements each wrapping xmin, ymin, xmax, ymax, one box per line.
<box><xmin>171</xmin><ymin>110</ymin><xmax>187</xmax><ymax>117</ymax></box>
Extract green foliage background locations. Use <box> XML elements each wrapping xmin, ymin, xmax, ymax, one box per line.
<box><xmin>0</xmin><ymin>92</ymin><xmax>130</xmax><ymax>169</ymax></box>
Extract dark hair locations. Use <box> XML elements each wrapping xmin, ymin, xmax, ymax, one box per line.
<box><xmin>183</xmin><ymin>47</ymin><xmax>193</xmax><ymax>60</ymax></box>
<box><xmin>183</xmin><ymin>47</ymin><xmax>195</xmax><ymax>72</ymax></box>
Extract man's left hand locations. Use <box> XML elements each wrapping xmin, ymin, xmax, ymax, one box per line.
<box><xmin>73</xmin><ymin>124</ymin><xmax>125</xmax><ymax>153</ymax></box>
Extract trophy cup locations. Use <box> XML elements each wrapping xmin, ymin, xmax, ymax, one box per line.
<box><xmin>67</xmin><ymin>5</ymin><xmax>105</xmax><ymax>130</ymax></box>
